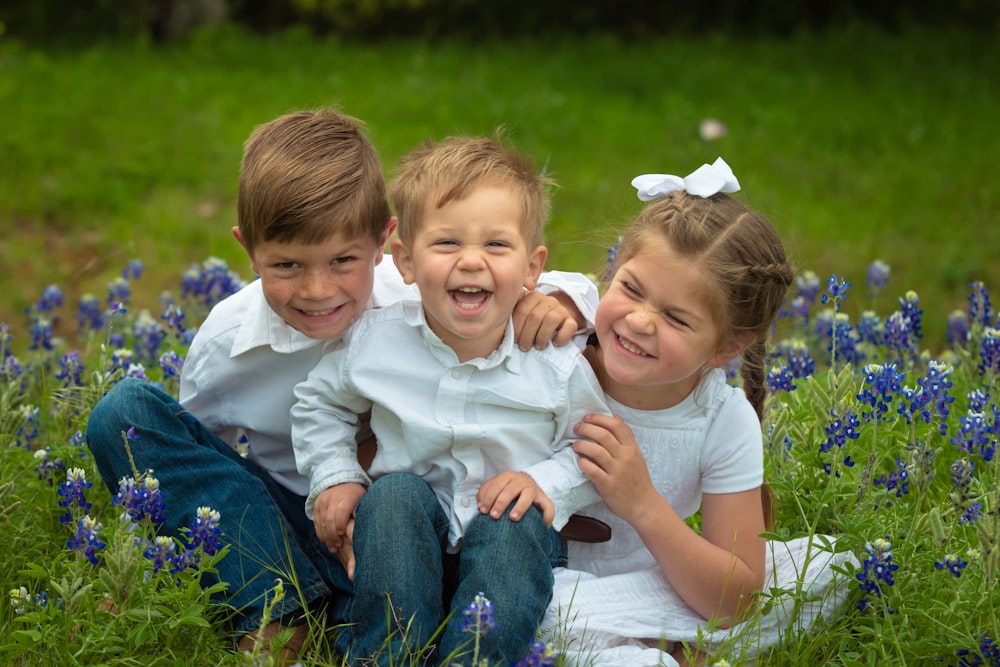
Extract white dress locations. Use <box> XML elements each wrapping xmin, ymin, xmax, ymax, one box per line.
<box><xmin>542</xmin><ymin>369</ymin><xmax>858</xmax><ymax>666</ymax></box>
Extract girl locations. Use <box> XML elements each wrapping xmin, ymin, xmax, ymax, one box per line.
<box><xmin>543</xmin><ymin>159</ymin><xmax>857</xmax><ymax>666</ymax></box>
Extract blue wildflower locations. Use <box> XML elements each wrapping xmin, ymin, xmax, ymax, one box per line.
<box><xmin>951</xmin><ymin>410</ymin><xmax>997</xmax><ymax>462</ymax></box>
<box><xmin>858</xmin><ymin>363</ymin><xmax>903</xmax><ymax>424</ymax></box>
<box><xmin>898</xmin><ymin>291</ymin><xmax>924</xmax><ymax>341</ymax></box>
<box><xmin>766</xmin><ymin>364</ymin><xmax>796</xmax><ymax>393</ymax></box>
<box><xmin>967</xmin><ymin>389</ymin><xmax>990</xmax><ymax>413</ymax></box>
<box><xmin>821</xmin><ymin>408</ymin><xmax>860</xmax><ymax>475</ymax></box>
<box><xmin>67</xmin><ymin>515</ymin><xmax>106</xmax><ymax>565</ymax></box>
<box><xmin>873</xmin><ymin>458</ymin><xmax>910</xmax><ymax>504</ymax></box>
<box><xmin>32</xmin><ymin>448</ymin><xmax>64</xmax><ymax>486</ymax></box>
<box><xmin>460</xmin><ymin>592</ymin><xmax>497</xmax><ymax>635</ymax></box>
<box><xmin>75</xmin><ymin>293</ymin><xmax>107</xmax><ymax>333</ymax></box>
<box><xmin>948</xmin><ymin>309</ymin><xmax>969</xmax><ymax>347</ymax></box>
<box><xmin>934</xmin><ymin>553</ymin><xmax>968</xmax><ymax>578</ymax></box>
<box><xmin>57</xmin><ymin>467</ymin><xmax>93</xmax><ymax>523</ymax></box>
<box><xmin>855</xmin><ymin>536</ymin><xmax>898</xmax><ymax>612</ymax></box>
<box><xmin>795</xmin><ymin>270</ymin><xmax>821</xmax><ymax>304</ymax></box>
<box><xmin>159</xmin><ymin>350</ymin><xmax>184</xmax><ymax>379</ymax></box>
<box><xmin>122</xmin><ymin>259</ymin><xmax>144</xmax><ymax>281</ymax></box>
<box><xmin>958</xmin><ymin>502</ymin><xmax>983</xmax><ymax>526</ymax></box>
<box><xmin>866</xmin><ymin>260</ymin><xmax>890</xmax><ymax>297</ymax></box>
<box><xmin>144</xmin><ymin>536</ymin><xmax>180</xmax><ymax>574</ymax></box>
<box><xmin>967</xmin><ymin>281</ymin><xmax>994</xmax><ymax>328</ymax></box>
<box><xmin>187</xmin><ymin>506</ymin><xmax>223</xmax><ymax>557</ymax></box>
<box><xmin>821</xmin><ymin>274</ymin><xmax>851</xmax><ymax>305</ymax></box>
<box><xmin>180</xmin><ymin>257</ymin><xmax>246</xmax><ymax>308</ymax></box>
<box><xmin>56</xmin><ymin>350</ymin><xmax>86</xmax><ymax>387</ymax></box>
<box><xmin>132</xmin><ymin>310</ymin><xmax>167</xmax><ymax>363</ymax></box>
<box><xmin>107</xmin><ymin>276</ymin><xmax>132</xmax><ymax>308</ymax></box>
<box><xmin>28</xmin><ymin>315</ymin><xmax>55</xmax><ymax>351</ymax></box>
<box><xmin>956</xmin><ymin>631</ymin><xmax>1000</xmax><ymax>667</ymax></box>
<box><xmin>856</xmin><ymin>310</ymin><xmax>883</xmax><ymax>347</ymax></box>
<box><xmin>113</xmin><ymin>475</ymin><xmax>166</xmax><ymax>526</ymax></box>
<box><xmin>14</xmin><ymin>404</ymin><xmax>40</xmax><ymax>449</ymax></box>
<box><xmin>978</xmin><ymin>328</ymin><xmax>1000</xmax><ymax>377</ymax></box>
<box><xmin>516</xmin><ymin>639</ymin><xmax>560</xmax><ymax>667</ymax></box>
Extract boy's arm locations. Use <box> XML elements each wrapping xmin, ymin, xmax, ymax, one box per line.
<box><xmin>535</xmin><ymin>270</ymin><xmax>599</xmax><ymax>332</ymax></box>
<box><xmin>512</xmin><ymin>271</ymin><xmax>599</xmax><ymax>350</ymax></box>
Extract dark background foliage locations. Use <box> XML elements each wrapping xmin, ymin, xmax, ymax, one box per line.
<box><xmin>1</xmin><ymin>0</ymin><xmax>997</xmax><ymax>44</ymax></box>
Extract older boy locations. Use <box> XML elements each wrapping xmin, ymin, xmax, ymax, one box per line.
<box><xmin>85</xmin><ymin>110</ymin><xmax>595</xmax><ymax>663</ymax></box>
<box><xmin>291</xmin><ymin>134</ymin><xmax>611</xmax><ymax>665</ymax></box>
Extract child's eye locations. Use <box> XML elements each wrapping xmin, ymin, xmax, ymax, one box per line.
<box><xmin>486</xmin><ymin>240</ymin><xmax>510</xmax><ymax>249</ymax></box>
<box><xmin>331</xmin><ymin>256</ymin><xmax>357</xmax><ymax>265</ymax></box>
<box><xmin>664</xmin><ymin>312</ymin><xmax>689</xmax><ymax>328</ymax></box>
<box><xmin>622</xmin><ymin>281</ymin><xmax>641</xmax><ymax>297</ymax></box>
<box><xmin>274</xmin><ymin>262</ymin><xmax>299</xmax><ymax>270</ymax></box>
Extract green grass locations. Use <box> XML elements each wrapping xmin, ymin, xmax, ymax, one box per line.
<box><xmin>0</xmin><ymin>23</ymin><xmax>997</xmax><ymax>352</ymax></box>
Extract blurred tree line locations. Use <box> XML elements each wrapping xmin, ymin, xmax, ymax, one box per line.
<box><xmin>0</xmin><ymin>0</ymin><xmax>996</xmax><ymax>43</ymax></box>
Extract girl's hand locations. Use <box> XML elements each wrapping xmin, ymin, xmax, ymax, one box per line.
<box><xmin>572</xmin><ymin>414</ymin><xmax>657</xmax><ymax>523</ymax></box>
<box><xmin>512</xmin><ymin>290</ymin><xmax>580</xmax><ymax>351</ymax></box>
<box><xmin>313</xmin><ymin>482</ymin><xmax>365</xmax><ymax>552</ymax></box>
<box><xmin>477</xmin><ymin>471</ymin><xmax>555</xmax><ymax>525</ymax></box>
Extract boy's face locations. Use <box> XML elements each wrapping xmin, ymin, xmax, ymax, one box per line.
<box><xmin>235</xmin><ymin>223</ymin><xmax>393</xmax><ymax>340</ymax></box>
<box><xmin>392</xmin><ymin>185</ymin><xmax>546</xmax><ymax>362</ymax></box>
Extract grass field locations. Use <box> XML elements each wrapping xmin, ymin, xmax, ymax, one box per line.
<box><xmin>1</xmin><ymin>23</ymin><xmax>997</xmax><ymax>352</ymax></box>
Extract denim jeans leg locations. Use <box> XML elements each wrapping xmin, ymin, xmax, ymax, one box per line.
<box><xmin>349</xmin><ymin>473</ymin><xmax>451</xmax><ymax>666</ymax></box>
<box><xmin>439</xmin><ymin>503</ymin><xmax>565</xmax><ymax>664</ymax></box>
<box><xmin>85</xmin><ymin>377</ymin><xmax>350</xmax><ymax>638</ymax></box>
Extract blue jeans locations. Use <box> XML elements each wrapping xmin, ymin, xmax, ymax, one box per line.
<box><xmin>349</xmin><ymin>473</ymin><xmax>566</xmax><ymax>666</ymax></box>
<box><xmin>84</xmin><ymin>378</ymin><xmax>352</xmax><ymax>641</ymax></box>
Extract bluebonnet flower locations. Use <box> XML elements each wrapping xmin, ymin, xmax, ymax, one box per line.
<box><xmin>180</xmin><ymin>257</ymin><xmax>246</xmax><ymax>308</ymax></box>
<box><xmin>113</xmin><ymin>474</ymin><xmax>166</xmax><ymax>526</ymax></box>
<box><xmin>898</xmin><ymin>291</ymin><xmax>924</xmax><ymax>341</ymax></box>
<box><xmin>75</xmin><ymin>293</ymin><xmax>106</xmax><ymax>333</ymax></box>
<box><xmin>516</xmin><ymin>639</ymin><xmax>560</xmax><ymax>667</ymax></box>
<box><xmin>967</xmin><ymin>281</ymin><xmax>994</xmax><ymax>328</ymax></box>
<box><xmin>934</xmin><ymin>553</ymin><xmax>968</xmax><ymax>578</ymax></box>
<box><xmin>109</xmin><ymin>301</ymin><xmax>127</xmax><ymax>316</ymax></box>
<box><xmin>816</xmin><ymin>310</ymin><xmax>862</xmax><ymax>366</ymax></box>
<box><xmin>795</xmin><ymin>270</ymin><xmax>821</xmax><ymax>304</ymax></box>
<box><xmin>56</xmin><ymin>350</ymin><xmax>86</xmax><ymax>387</ymax></box>
<box><xmin>781</xmin><ymin>294</ymin><xmax>812</xmax><ymax>326</ymax></box>
<box><xmin>948</xmin><ymin>309</ymin><xmax>970</xmax><ymax>347</ymax></box>
<box><xmin>110</xmin><ymin>348</ymin><xmax>135</xmax><ymax>375</ymax></box>
<box><xmin>883</xmin><ymin>311</ymin><xmax>918</xmax><ymax>363</ymax></box>
<box><xmin>821</xmin><ymin>408</ymin><xmax>860</xmax><ymax>474</ymax></box>
<box><xmin>821</xmin><ymin>274</ymin><xmax>851</xmax><ymax>306</ymax></box>
<box><xmin>67</xmin><ymin>515</ymin><xmax>106</xmax><ymax>565</ymax></box>
<box><xmin>2</xmin><ymin>352</ymin><xmax>24</xmax><ymax>383</ymax></box>
<box><xmin>866</xmin><ymin>260</ymin><xmax>890</xmax><ymax>297</ymax></box>
<box><xmin>858</xmin><ymin>363</ymin><xmax>903</xmax><ymax>424</ymax></box>
<box><xmin>33</xmin><ymin>284</ymin><xmax>64</xmax><ymax>313</ymax></box>
<box><xmin>967</xmin><ymin>389</ymin><xmax>990</xmax><ymax>413</ymax></box>
<box><xmin>855</xmin><ymin>536</ymin><xmax>898</xmax><ymax>612</ymax></box>
<box><xmin>9</xmin><ymin>587</ymin><xmax>49</xmax><ymax>615</ymax></box>
<box><xmin>603</xmin><ymin>236</ymin><xmax>621</xmax><ymax>281</ymax></box>
<box><xmin>873</xmin><ymin>458</ymin><xmax>910</xmax><ymax>504</ymax></box>
<box><xmin>161</xmin><ymin>303</ymin><xmax>195</xmax><ymax>344</ymax></box>
<box><xmin>107</xmin><ymin>276</ymin><xmax>132</xmax><ymax>308</ymax></box>
<box><xmin>951</xmin><ymin>410</ymin><xmax>997</xmax><ymax>462</ymax></box>
<box><xmin>132</xmin><ymin>310</ymin><xmax>167</xmax><ymax>363</ymax></box>
<box><xmin>122</xmin><ymin>259</ymin><xmax>144</xmax><ymax>281</ymax></box>
<box><xmin>956</xmin><ymin>631</ymin><xmax>1000</xmax><ymax>667</ymax></box>
<box><xmin>856</xmin><ymin>310</ymin><xmax>883</xmax><ymax>347</ymax></box>
<box><xmin>159</xmin><ymin>350</ymin><xmax>184</xmax><ymax>379</ymax></box>
<box><xmin>978</xmin><ymin>328</ymin><xmax>1000</xmax><ymax>377</ymax></box>
<box><xmin>28</xmin><ymin>315</ymin><xmax>55</xmax><ymax>351</ymax></box>
<box><xmin>144</xmin><ymin>535</ymin><xmax>180</xmax><ymax>573</ymax></box>
<box><xmin>461</xmin><ymin>592</ymin><xmax>497</xmax><ymax>635</ymax></box>
<box><xmin>766</xmin><ymin>364</ymin><xmax>795</xmax><ymax>393</ymax></box>
<box><xmin>773</xmin><ymin>338</ymin><xmax>815</xmax><ymax>378</ymax></box>
<box><xmin>958</xmin><ymin>502</ymin><xmax>984</xmax><ymax>526</ymax></box>
<box><xmin>124</xmin><ymin>363</ymin><xmax>150</xmax><ymax>382</ymax></box>
<box><xmin>14</xmin><ymin>404</ymin><xmax>40</xmax><ymax>449</ymax></box>
<box><xmin>57</xmin><ymin>467</ymin><xmax>93</xmax><ymax>523</ymax></box>
<box><xmin>33</xmin><ymin>448</ymin><xmax>64</xmax><ymax>486</ymax></box>
<box><xmin>898</xmin><ymin>360</ymin><xmax>955</xmax><ymax>434</ymax></box>
<box><xmin>186</xmin><ymin>506</ymin><xmax>223</xmax><ymax>557</ymax></box>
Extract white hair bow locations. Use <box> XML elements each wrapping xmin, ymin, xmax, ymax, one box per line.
<box><xmin>631</xmin><ymin>157</ymin><xmax>740</xmax><ymax>201</ymax></box>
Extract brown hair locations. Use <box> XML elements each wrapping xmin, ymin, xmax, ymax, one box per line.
<box><xmin>388</xmin><ymin>132</ymin><xmax>554</xmax><ymax>248</ymax></box>
<box><xmin>608</xmin><ymin>190</ymin><xmax>794</xmax><ymax>528</ymax></box>
<box><xmin>237</xmin><ymin>108</ymin><xmax>390</xmax><ymax>257</ymax></box>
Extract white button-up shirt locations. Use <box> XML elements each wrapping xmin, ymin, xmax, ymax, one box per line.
<box><xmin>292</xmin><ymin>300</ymin><xmax>610</xmax><ymax>548</ymax></box>
<box><xmin>179</xmin><ymin>261</ymin><xmax>599</xmax><ymax>498</ymax></box>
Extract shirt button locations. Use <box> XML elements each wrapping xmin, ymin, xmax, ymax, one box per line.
<box><xmin>452</xmin><ymin>369</ymin><xmax>462</xmax><ymax>379</ymax></box>
<box><xmin>461</xmin><ymin>496</ymin><xmax>473</xmax><ymax>507</ymax></box>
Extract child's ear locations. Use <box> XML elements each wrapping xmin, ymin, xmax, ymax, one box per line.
<box><xmin>375</xmin><ymin>217</ymin><xmax>398</xmax><ymax>263</ymax></box>
<box><xmin>522</xmin><ymin>245</ymin><xmax>548</xmax><ymax>290</ymax></box>
<box><xmin>231</xmin><ymin>226</ymin><xmax>259</xmax><ymax>276</ymax></box>
<box><xmin>708</xmin><ymin>331</ymin><xmax>756</xmax><ymax>369</ymax></box>
<box><xmin>391</xmin><ymin>237</ymin><xmax>416</xmax><ymax>285</ymax></box>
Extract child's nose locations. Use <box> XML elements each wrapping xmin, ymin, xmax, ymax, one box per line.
<box><xmin>456</xmin><ymin>248</ymin><xmax>486</xmax><ymax>270</ymax></box>
<box><xmin>301</xmin><ymin>270</ymin><xmax>333</xmax><ymax>299</ymax></box>
<box><xmin>625</xmin><ymin>308</ymin><xmax>655</xmax><ymax>334</ymax></box>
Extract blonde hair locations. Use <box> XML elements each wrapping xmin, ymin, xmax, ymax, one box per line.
<box><xmin>237</xmin><ymin>108</ymin><xmax>390</xmax><ymax>256</ymax></box>
<box><xmin>388</xmin><ymin>132</ymin><xmax>554</xmax><ymax>248</ymax></box>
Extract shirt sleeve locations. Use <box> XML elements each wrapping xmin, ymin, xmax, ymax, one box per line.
<box><xmin>291</xmin><ymin>340</ymin><xmax>374</xmax><ymax>518</ymax></box>
<box><xmin>700</xmin><ymin>388</ymin><xmax>764</xmax><ymax>494</ymax></box>
<box><xmin>536</xmin><ymin>270</ymin><xmax>600</xmax><ymax>333</ymax></box>
<box><xmin>523</xmin><ymin>354</ymin><xmax>609</xmax><ymax>529</ymax></box>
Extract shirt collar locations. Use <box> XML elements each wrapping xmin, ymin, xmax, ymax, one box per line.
<box><xmin>400</xmin><ymin>300</ymin><xmax>521</xmax><ymax>374</ymax></box>
<box><xmin>229</xmin><ymin>280</ymin><xmax>327</xmax><ymax>357</ymax></box>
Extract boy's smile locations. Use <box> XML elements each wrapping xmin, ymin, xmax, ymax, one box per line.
<box><xmin>392</xmin><ymin>185</ymin><xmax>546</xmax><ymax>362</ymax></box>
<box><xmin>238</xmin><ymin>227</ymin><xmax>391</xmax><ymax>340</ymax></box>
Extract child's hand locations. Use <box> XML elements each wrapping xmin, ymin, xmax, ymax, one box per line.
<box><xmin>572</xmin><ymin>414</ymin><xmax>656</xmax><ymax>523</ymax></box>
<box><xmin>313</xmin><ymin>482</ymin><xmax>366</xmax><ymax>553</ymax></box>
<box><xmin>337</xmin><ymin>518</ymin><xmax>357</xmax><ymax>581</ymax></box>
<box><xmin>477</xmin><ymin>471</ymin><xmax>555</xmax><ymax>526</ymax></box>
<box><xmin>512</xmin><ymin>290</ymin><xmax>581</xmax><ymax>351</ymax></box>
